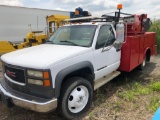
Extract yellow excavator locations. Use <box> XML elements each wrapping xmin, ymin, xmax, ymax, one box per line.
<box><xmin>0</xmin><ymin>14</ymin><xmax>69</xmax><ymax>55</ymax></box>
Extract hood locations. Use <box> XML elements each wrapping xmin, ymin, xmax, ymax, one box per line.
<box><xmin>1</xmin><ymin>44</ymin><xmax>91</xmax><ymax>69</ymax></box>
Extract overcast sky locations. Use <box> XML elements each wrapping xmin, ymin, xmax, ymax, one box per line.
<box><xmin>0</xmin><ymin>0</ymin><xmax>160</xmax><ymax>19</ymax></box>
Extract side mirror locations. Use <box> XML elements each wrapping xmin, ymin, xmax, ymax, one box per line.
<box><xmin>113</xmin><ymin>41</ymin><xmax>123</xmax><ymax>51</ymax></box>
<box><xmin>116</xmin><ymin>24</ymin><xmax>124</xmax><ymax>43</ymax></box>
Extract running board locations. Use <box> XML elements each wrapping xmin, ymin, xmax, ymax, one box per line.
<box><xmin>94</xmin><ymin>71</ymin><xmax>121</xmax><ymax>90</ymax></box>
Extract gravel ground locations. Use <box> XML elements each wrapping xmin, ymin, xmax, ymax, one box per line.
<box><xmin>0</xmin><ymin>55</ymin><xmax>159</xmax><ymax>120</ymax></box>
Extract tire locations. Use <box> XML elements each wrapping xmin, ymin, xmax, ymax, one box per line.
<box><xmin>57</xmin><ymin>77</ymin><xmax>93</xmax><ymax>119</ymax></box>
<box><xmin>138</xmin><ymin>56</ymin><xmax>146</xmax><ymax>70</ymax></box>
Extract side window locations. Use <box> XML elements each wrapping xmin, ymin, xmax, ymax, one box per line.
<box><xmin>96</xmin><ymin>25</ymin><xmax>115</xmax><ymax>49</ymax></box>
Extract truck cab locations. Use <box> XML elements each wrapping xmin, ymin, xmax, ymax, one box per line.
<box><xmin>49</xmin><ymin>22</ymin><xmax>121</xmax><ymax>80</ymax></box>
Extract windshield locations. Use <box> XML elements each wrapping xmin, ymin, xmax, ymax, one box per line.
<box><xmin>49</xmin><ymin>25</ymin><xmax>97</xmax><ymax>47</ymax></box>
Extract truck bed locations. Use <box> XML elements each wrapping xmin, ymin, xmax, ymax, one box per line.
<box><xmin>118</xmin><ymin>32</ymin><xmax>156</xmax><ymax>72</ymax></box>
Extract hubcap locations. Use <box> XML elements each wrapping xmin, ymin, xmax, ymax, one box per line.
<box><xmin>68</xmin><ymin>85</ymin><xmax>89</xmax><ymax>113</ymax></box>
<box><xmin>142</xmin><ymin>59</ymin><xmax>146</xmax><ymax>67</ymax></box>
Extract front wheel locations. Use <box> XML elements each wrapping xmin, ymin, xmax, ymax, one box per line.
<box><xmin>57</xmin><ymin>77</ymin><xmax>93</xmax><ymax>119</ymax></box>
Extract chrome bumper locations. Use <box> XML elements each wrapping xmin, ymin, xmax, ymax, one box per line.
<box><xmin>0</xmin><ymin>84</ymin><xmax>57</xmax><ymax>113</ymax></box>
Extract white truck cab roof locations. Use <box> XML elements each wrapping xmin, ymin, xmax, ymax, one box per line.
<box><xmin>63</xmin><ymin>22</ymin><xmax>114</xmax><ymax>27</ymax></box>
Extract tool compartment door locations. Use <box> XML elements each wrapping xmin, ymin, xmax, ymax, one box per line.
<box><xmin>130</xmin><ymin>36</ymin><xmax>140</xmax><ymax>70</ymax></box>
<box><xmin>119</xmin><ymin>35</ymin><xmax>141</xmax><ymax>72</ymax></box>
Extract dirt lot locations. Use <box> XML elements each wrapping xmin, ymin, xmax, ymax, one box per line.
<box><xmin>0</xmin><ymin>55</ymin><xmax>160</xmax><ymax>120</ymax></box>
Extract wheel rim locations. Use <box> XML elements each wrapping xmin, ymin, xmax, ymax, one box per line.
<box><xmin>68</xmin><ymin>85</ymin><xmax>89</xmax><ymax>113</ymax></box>
<box><xmin>142</xmin><ymin>59</ymin><xmax>146</xmax><ymax>67</ymax></box>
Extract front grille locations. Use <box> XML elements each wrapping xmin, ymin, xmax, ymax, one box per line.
<box><xmin>5</xmin><ymin>78</ymin><xmax>54</xmax><ymax>99</ymax></box>
<box><xmin>4</xmin><ymin>65</ymin><xmax>25</xmax><ymax>83</ymax></box>
<box><xmin>5</xmin><ymin>79</ymin><xmax>31</xmax><ymax>94</ymax></box>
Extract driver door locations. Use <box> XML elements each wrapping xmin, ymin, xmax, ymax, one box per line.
<box><xmin>94</xmin><ymin>25</ymin><xmax>121</xmax><ymax>80</ymax></box>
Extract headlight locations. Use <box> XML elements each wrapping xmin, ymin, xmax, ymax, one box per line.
<box><xmin>27</xmin><ymin>70</ymin><xmax>51</xmax><ymax>87</ymax></box>
<box><xmin>27</xmin><ymin>70</ymin><xmax>43</xmax><ymax>78</ymax></box>
<box><xmin>28</xmin><ymin>78</ymin><xmax>43</xmax><ymax>85</ymax></box>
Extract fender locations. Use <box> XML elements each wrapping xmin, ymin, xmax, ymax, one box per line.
<box><xmin>143</xmin><ymin>47</ymin><xmax>152</xmax><ymax>57</ymax></box>
<box><xmin>54</xmin><ymin>61</ymin><xmax>95</xmax><ymax>97</ymax></box>
<box><xmin>144</xmin><ymin>47</ymin><xmax>150</xmax><ymax>57</ymax></box>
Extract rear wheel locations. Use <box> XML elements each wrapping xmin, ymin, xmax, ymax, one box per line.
<box><xmin>57</xmin><ymin>77</ymin><xmax>93</xmax><ymax>119</ymax></box>
<box><xmin>138</xmin><ymin>56</ymin><xmax>146</xmax><ymax>70</ymax></box>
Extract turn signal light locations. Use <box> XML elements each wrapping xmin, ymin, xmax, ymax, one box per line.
<box><xmin>43</xmin><ymin>80</ymin><xmax>51</xmax><ymax>86</ymax></box>
<box><xmin>43</xmin><ymin>71</ymin><xmax>49</xmax><ymax>79</ymax></box>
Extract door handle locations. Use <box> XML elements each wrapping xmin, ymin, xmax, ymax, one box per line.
<box><xmin>101</xmin><ymin>45</ymin><xmax>112</xmax><ymax>52</ymax></box>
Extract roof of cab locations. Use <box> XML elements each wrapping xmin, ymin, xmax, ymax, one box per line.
<box><xmin>63</xmin><ymin>22</ymin><xmax>112</xmax><ymax>26</ymax></box>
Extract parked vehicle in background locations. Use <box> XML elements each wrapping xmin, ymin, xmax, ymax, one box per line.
<box><xmin>0</xmin><ymin>14</ymin><xmax>69</xmax><ymax>55</ymax></box>
<box><xmin>0</xmin><ymin>7</ymin><xmax>90</xmax><ymax>55</ymax></box>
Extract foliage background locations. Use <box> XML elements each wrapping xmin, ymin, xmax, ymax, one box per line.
<box><xmin>149</xmin><ymin>20</ymin><xmax>160</xmax><ymax>54</ymax></box>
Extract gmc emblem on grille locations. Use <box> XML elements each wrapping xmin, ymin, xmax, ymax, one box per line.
<box><xmin>6</xmin><ymin>70</ymin><xmax>16</xmax><ymax>78</ymax></box>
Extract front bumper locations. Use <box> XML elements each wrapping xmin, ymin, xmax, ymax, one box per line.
<box><xmin>0</xmin><ymin>84</ymin><xmax>57</xmax><ymax>113</ymax></box>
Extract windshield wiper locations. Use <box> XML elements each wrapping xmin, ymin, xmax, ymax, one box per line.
<box><xmin>60</xmin><ymin>40</ymin><xmax>79</xmax><ymax>46</ymax></box>
<box><xmin>45</xmin><ymin>41</ymin><xmax>54</xmax><ymax>44</ymax></box>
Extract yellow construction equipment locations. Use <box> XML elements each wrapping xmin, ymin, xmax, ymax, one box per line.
<box><xmin>0</xmin><ymin>14</ymin><xmax>69</xmax><ymax>55</ymax></box>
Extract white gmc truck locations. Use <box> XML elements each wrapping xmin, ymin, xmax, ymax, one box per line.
<box><xmin>0</xmin><ymin>17</ymin><xmax>156</xmax><ymax>119</ymax></box>
<box><xmin>0</xmin><ymin>21</ymin><xmax>123</xmax><ymax>119</ymax></box>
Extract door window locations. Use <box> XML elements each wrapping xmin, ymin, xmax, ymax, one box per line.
<box><xmin>96</xmin><ymin>25</ymin><xmax>115</xmax><ymax>49</ymax></box>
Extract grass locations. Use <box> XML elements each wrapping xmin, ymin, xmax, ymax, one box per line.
<box><xmin>117</xmin><ymin>80</ymin><xmax>160</xmax><ymax>112</ymax></box>
<box><xmin>150</xmin><ymin>96</ymin><xmax>160</xmax><ymax>112</ymax></box>
<box><xmin>89</xmin><ymin>112</ymin><xmax>94</xmax><ymax>120</ymax></box>
<box><xmin>132</xmin><ymin>82</ymin><xmax>152</xmax><ymax>95</ymax></box>
<box><xmin>91</xmin><ymin>74</ymin><xmax>160</xmax><ymax>119</ymax></box>
<box><xmin>151</xmin><ymin>81</ymin><xmax>160</xmax><ymax>91</ymax></box>
<box><xmin>94</xmin><ymin>89</ymin><xmax>105</xmax><ymax>106</ymax></box>
<box><xmin>113</xmin><ymin>101</ymin><xmax>121</xmax><ymax>112</ymax></box>
<box><xmin>136</xmin><ymin>87</ymin><xmax>152</xmax><ymax>95</ymax></box>
<box><xmin>149</xmin><ymin>20</ymin><xmax>160</xmax><ymax>53</ymax></box>
<box><xmin>89</xmin><ymin>76</ymin><xmax>160</xmax><ymax>119</ymax></box>
<box><xmin>118</xmin><ymin>90</ymin><xmax>136</xmax><ymax>102</ymax></box>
